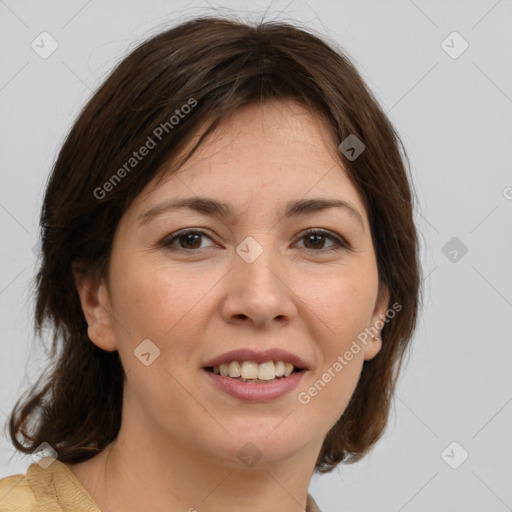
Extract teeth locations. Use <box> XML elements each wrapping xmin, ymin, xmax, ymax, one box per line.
<box><xmin>213</xmin><ymin>360</ymin><xmax>298</xmax><ymax>380</ymax></box>
<box><xmin>241</xmin><ymin>361</ymin><xmax>258</xmax><ymax>379</ymax></box>
<box><xmin>228</xmin><ymin>361</ymin><xmax>241</xmax><ymax>377</ymax></box>
<box><xmin>258</xmin><ymin>361</ymin><xmax>275</xmax><ymax>380</ymax></box>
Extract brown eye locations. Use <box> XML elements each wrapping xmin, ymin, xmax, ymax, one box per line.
<box><xmin>177</xmin><ymin>233</ymin><xmax>202</xmax><ymax>249</ymax></box>
<box><xmin>163</xmin><ymin>229</ymin><xmax>215</xmax><ymax>251</ymax></box>
<box><xmin>296</xmin><ymin>229</ymin><xmax>347</xmax><ymax>252</ymax></box>
<box><xmin>303</xmin><ymin>233</ymin><xmax>327</xmax><ymax>250</ymax></box>
<box><xmin>162</xmin><ymin>228</ymin><xmax>347</xmax><ymax>254</ymax></box>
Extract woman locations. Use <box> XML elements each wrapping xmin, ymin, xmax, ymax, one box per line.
<box><xmin>0</xmin><ymin>14</ymin><xmax>420</xmax><ymax>512</ymax></box>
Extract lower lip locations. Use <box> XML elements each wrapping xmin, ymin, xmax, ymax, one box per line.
<box><xmin>202</xmin><ymin>369</ymin><xmax>306</xmax><ymax>402</ymax></box>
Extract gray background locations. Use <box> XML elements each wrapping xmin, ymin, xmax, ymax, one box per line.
<box><xmin>1</xmin><ymin>1</ymin><xmax>511</xmax><ymax>511</ymax></box>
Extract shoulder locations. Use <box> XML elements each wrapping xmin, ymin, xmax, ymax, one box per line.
<box><xmin>2</xmin><ymin>462</ymin><xmax>320</xmax><ymax>512</ymax></box>
<box><xmin>0</xmin><ymin>459</ymin><xmax>100</xmax><ymax>512</ymax></box>
<box><xmin>0</xmin><ymin>469</ymin><xmax>38</xmax><ymax>511</ymax></box>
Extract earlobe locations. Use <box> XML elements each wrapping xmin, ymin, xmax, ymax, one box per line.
<box><xmin>363</xmin><ymin>332</ymin><xmax>382</xmax><ymax>361</ymax></box>
<box><xmin>72</xmin><ymin>264</ymin><xmax>117</xmax><ymax>352</ymax></box>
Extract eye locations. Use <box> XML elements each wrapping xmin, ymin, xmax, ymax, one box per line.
<box><xmin>162</xmin><ymin>229</ymin><xmax>216</xmax><ymax>251</ymax></box>
<box><xmin>161</xmin><ymin>228</ymin><xmax>348</xmax><ymax>253</ymax></box>
<box><xmin>295</xmin><ymin>229</ymin><xmax>348</xmax><ymax>252</ymax></box>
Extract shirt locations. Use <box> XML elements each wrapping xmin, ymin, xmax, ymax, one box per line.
<box><xmin>0</xmin><ymin>460</ymin><xmax>323</xmax><ymax>511</ymax></box>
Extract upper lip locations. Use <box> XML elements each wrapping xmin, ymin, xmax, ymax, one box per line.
<box><xmin>202</xmin><ymin>348</ymin><xmax>309</xmax><ymax>370</ymax></box>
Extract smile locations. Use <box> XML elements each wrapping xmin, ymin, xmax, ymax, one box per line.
<box><xmin>202</xmin><ymin>363</ymin><xmax>306</xmax><ymax>402</ymax></box>
<box><xmin>205</xmin><ymin>360</ymin><xmax>300</xmax><ymax>382</ymax></box>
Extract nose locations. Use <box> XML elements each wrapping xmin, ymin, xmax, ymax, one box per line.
<box><xmin>220</xmin><ymin>241</ymin><xmax>298</xmax><ymax>329</ymax></box>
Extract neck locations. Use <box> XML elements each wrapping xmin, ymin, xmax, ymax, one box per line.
<box><xmin>68</xmin><ymin>413</ymin><xmax>322</xmax><ymax>512</ymax></box>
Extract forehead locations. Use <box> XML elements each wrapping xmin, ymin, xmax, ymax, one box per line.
<box><xmin>132</xmin><ymin>100</ymin><xmax>366</xmax><ymax>221</ymax></box>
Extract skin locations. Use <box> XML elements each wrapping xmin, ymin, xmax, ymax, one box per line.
<box><xmin>69</xmin><ymin>99</ymin><xmax>389</xmax><ymax>512</ymax></box>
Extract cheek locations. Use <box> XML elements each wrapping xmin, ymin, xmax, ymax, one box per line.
<box><xmin>298</xmin><ymin>278</ymin><xmax>371</xmax><ymax>428</ymax></box>
<box><xmin>297</xmin><ymin>267</ymin><xmax>377</xmax><ymax>415</ymax></box>
<box><xmin>109</xmin><ymin>250</ymin><xmax>217</xmax><ymax>341</ymax></box>
<box><xmin>107</xmin><ymin>254</ymin><xmax>213</xmax><ymax>408</ymax></box>
<box><xmin>308</xmin><ymin>352</ymin><xmax>365</xmax><ymax>435</ymax></box>
<box><xmin>304</xmin><ymin>267</ymin><xmax>378</xmax><ymax>347</ymax></box>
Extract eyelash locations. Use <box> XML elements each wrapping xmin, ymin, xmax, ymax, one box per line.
<box><xmin>161</xmin><ymin>228</ymin><xmax>348</xmax><ymax>253</ymax></box>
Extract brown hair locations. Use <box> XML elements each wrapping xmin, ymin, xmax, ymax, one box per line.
<box><xmin>6</xmin><ymin>14</ymin><xmax>421</xmax><ymax>473</ymax></box>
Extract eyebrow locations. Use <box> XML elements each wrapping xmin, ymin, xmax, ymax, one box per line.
<box><xmin>138</xmin><ymin>196</ymin><xmax>365</xmax><ymax>230</ymax></box>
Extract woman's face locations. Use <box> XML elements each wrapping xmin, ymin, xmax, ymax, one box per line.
<box><xmin>82</xmin><ymin>99</ymin><xmax>388</xmax><ymax>468</ymax></box>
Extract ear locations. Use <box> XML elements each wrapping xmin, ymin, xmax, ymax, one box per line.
<box><xmin>72</xmin><ymin>263</ymin><xmax>117</xmax><ymax>352</ymax></box>
<box><xmin>363</xmin><ymin>286</ymin><xmax>390</xmax><ymax>361</ymax></box>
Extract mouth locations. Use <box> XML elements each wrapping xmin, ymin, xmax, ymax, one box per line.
<box><xmin>202</xmin><ymin>360</ymin><xmax>307</xmax><ymax>402</ymax></box>
<box><xmin>201</xmin><ymin>348</ymin><xmax>309</xmax><ymax>401</ymax></box>
<box><xmin>203</xmin><ymin>361</ymin><xmax>305</xmax><ymax>384</ymax></box>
